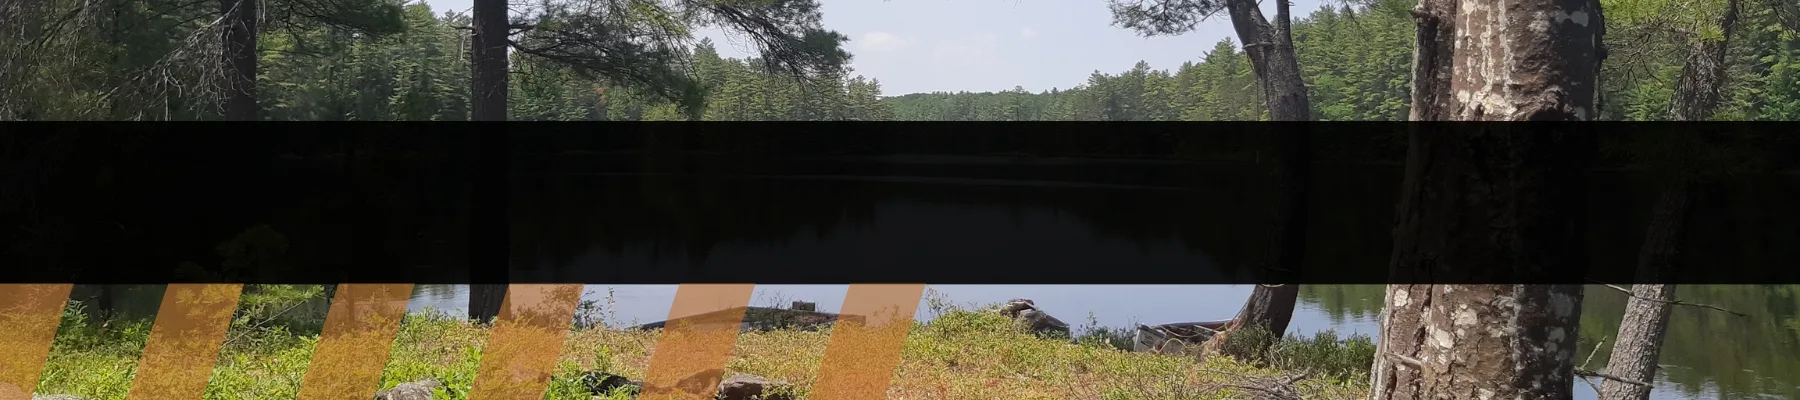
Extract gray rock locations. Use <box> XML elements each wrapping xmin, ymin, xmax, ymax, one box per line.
<box><xmin>1016</xmin><ymin>309</ymin><xmax>1071</xmax><ymax>337</ymax></box>
<box><xmin>996</xmin><ymin>299</ymin><xmax>1036</xmax><ymax>317</ymax></box>
<box><xmin>993</xmin><ymin>298</ymin><xmax>1070</xmax><ymax>337</ymax></box>
<box><xmin>717</xmin><ymin>373</ymin><xmax>792</xmax><ymax>400</ymax></box>
<box><xmin>375</xmin><ymin>379</ymin><xmax>441</xmax><ymax>400</ymax></box>
<box><xmin>789</xmin><ymin>301</ymin><xmax>816</xmax><ymax>311</ymax></box>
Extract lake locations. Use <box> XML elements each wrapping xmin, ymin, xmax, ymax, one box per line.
<box><xmin>52</xmin><ymin>155</ymin><xmax>1800</xmax><ymax>400</ymax></box>
<box><xmin>404</xmin><ymin>284</ymin><xmax>1798</xmax><ymax>400</ymax></box>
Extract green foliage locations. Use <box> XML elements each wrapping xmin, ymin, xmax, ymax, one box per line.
<box><xmin>10</xmin><ymin>0</ymin><xmax>1799</xmax><ymax>123</ymax></box>
<box><xmin>33</xmin><ymin>300</ymin><xmax>1366</xmax><ymax>400</ymax></box>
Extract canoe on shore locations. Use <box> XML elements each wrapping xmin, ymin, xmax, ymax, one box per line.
<box><xmin>1132</xmin><ymin>320</ymin><xmax>1233</xmax><ymax>353</ymax></box>
<box><xmin>628</xmin><ymin>306</ymin><xmax>861</xmax><ymax>332</ymax></box>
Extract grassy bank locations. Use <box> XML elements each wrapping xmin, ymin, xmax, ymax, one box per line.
<box><xmin>36</xmin><ymin>297</ymin><xmax>1372</xmax><ymax>400</ymax></box>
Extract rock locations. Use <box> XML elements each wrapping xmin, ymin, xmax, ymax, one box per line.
<box><xmin>578</xmin><ymin>371</ymin><xmax>642</xmax><ymax>396</ymax></box>
<box><xmin>375</xmin><ymin>379</ymin><xmax>441</xmax><ymax>400</ymax></box>
<box><xmin>1015</xmin><ymin>308</ymin><xmax>1071</xmax><ymax>337</ymax></box>
<box><xmin>994</xmin><ymin>298</ymin><xmax>1070</xmax><ymax>337</ymax></box>
<box><xmin>717</xmin><ymin>373</ymin><xmax>792</xmax><ymax>400</ymax></box>
<box><xmin>996</xmin><ymin>299</ymin><xmax>1036</xmax><ymax>317</ymax></box>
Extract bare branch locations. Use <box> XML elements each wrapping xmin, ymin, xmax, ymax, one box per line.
<box><xmin>1593</xmin><ymin>282</ymin><xmax>1748</xmax><ymax>317</ymax></box>
<box><xmin>1383</xmin><ymin>351</ymin><xmax>1424</xmax><ymax>369</ymax></box>
<box><xmin>1575</xmin><ymin>369</ymin><xmax>1655</xmax><ymax>388</ymax></box>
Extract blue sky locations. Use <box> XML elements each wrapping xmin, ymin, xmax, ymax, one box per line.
<box><xmin>418</xmin><ymin>0</ymin><xmax>1326</xmax><ymax>95</ymax></box>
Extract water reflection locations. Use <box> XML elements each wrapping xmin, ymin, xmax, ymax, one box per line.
<box><xmin>403</xmin><ymin>283</ymin><xmax>1798</xmax><ymax>400</ymax></box>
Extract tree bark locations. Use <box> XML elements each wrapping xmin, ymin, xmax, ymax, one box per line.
<box><xmin>470</xmin><ymin>0</ymin><xmax>508</xmax><ymax>122</ymax></box>
<box><xmin>1371</xmin><ymin>136</ymin><xmax>1598</xmax><ymax>400</ymax></box>
<box><xmin>1222</xmin><ymin>0</ymin><xmax>1311</xmax><ymax>121</ymax></box>
<box><xmin>467</xmin><ymin>0</ymin><xmax>509</xmax><ymax>322</ymax></box>
<box><xmin>220</xmin><ymin>0</ymin><xmax>258</xmax><ymax>121</ymax></box>
<box><xmin>1597</xmin><ymin>179</ymin><xmax>1695</xmax><ymax>400</ymax></box>
<box><xmin>1210</xmin><ymin>130</ymin><xmax>1310</xmax><ymax>354</ymax></box>
<box><xmin>1596</xmin><ymin>4</ymin><xmax>1736</xmax><ymax>397</ymax></box>
<box><xmin>1201</xmin><ymin>0</ymin><xmax>1313</xmax><ymax>356</ymax></box>
<box><xmin>468</xmin><ymin>132</ymin><xmax>510</xmax><ymax>323</ymax></box>
<box><xmin>1667</xmin><ymin>0</ymin><xmax>1740</xmax><ymax>121</ymax></box>
<box><xmin>1372</xmin><ymin>0</ymin><xmax>1605</xmax><ymax>397</ymax></box>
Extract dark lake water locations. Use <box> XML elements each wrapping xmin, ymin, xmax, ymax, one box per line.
<box><xmin>53</xmin><ymin>155</ymin><xmax>1800</xmax><ymax>400</ymax></box>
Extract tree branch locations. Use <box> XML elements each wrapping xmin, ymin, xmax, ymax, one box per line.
<box><xmin>1592</xmin><ymin>282</ymin><xmax>1748</xmax><ymax>317</ymax></box>
<box><xmin>1575</xmin><ymin>369</ymin><xmax>1655</xmax><ymax>388</ymax></box>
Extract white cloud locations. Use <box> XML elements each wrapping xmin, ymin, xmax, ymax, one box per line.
<box><xmin>1019</xmin><ymin>27</ymin><xmax>1038</xmax><ymax>40</ymax></box>
<box><xmin>930</xmin><ymin>33</ymin><xmax>1001</xmax><ymax>69</ymax></box>
<box><xmin>858</xmin><ymin>32</ymin><xmax>914</xmax><ymax>54</ymax></box>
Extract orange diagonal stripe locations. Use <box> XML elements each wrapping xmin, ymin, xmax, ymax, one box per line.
<box><xmin>295</xmin><ymin>284</ymin><xmax>414</xmax><ymax>400</ymax></box>
<box><xmin>640</xmin><ymin>284</ymin><xmax>756</xmax><ymax>400</ymax></box>
<box><xmin>126</xmin><ymin>284</ymin><xmax>243</xmax><ymax>400</ymax></box>
<box><xmin>0</xmin><ymin>284</ymin><xmax>73</xmax><ymax>400</ymax></box>
<box><xmin>468</xmin><ymin>284</ymin><xmax>583</xmax><ymax>400</ymax></box>
<box><xmin>812</xmin><ymin>284</ymin><xmax>926</xmax><ymax>400</ymax></box>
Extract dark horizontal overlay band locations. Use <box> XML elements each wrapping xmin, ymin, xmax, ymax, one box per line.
<box><xmin>4</xmin><ymin>122</ymin><xmax>1796</xmax><ymax>284</ymax></box>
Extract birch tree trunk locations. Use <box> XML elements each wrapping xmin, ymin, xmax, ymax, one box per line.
<box><xmin>1371</xmin><ymin>0</ymin><xmax>1605</xmax><ymax>397</ymax></box>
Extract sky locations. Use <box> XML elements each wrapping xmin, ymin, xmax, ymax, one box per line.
<box><xmin>418</xmin><ymin>0</ymin><xmax>1327</xmax><ymax>95</ymax></box>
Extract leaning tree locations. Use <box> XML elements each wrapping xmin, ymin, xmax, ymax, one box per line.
<box><xmin>463</xmin><ymin>0</ymin><xmax>852</xmax><ymax>322</ymax></box>
<box><xmin>1108</xmin><ymin>0</ymin><xmax>1313</xmax><ymax>352</ymax></box>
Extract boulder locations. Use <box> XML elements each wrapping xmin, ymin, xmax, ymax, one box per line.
<box><xmin>717</xmin><ymin>373</ymin><xmax>792</xmax><ymax>400</ymax></box>
<box><xmin>996</xmin><ymin>299</ymin><xmax>1036</xmax><ymax>317</ymax></box>
<box><xmin>994</xmin><ymin>298</ymin><xmax>1070</xmax><ymax>337</ymax></box>
<box><xmin>375</xmin><ymin>379</ymin><xmax>441</xmax><ymax>400</ymax></box>
<box><xmin>1015</xmin><ymin>308</ymin><xmax>1071</xmax><ymax>337</ymax></box>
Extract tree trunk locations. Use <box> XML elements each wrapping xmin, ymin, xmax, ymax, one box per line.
<box><xmin>470</xmin><ymin>0</ymin><xmax>508</xmax><ymax>121</ymax></box>
<box><xmin>1597</xmin><ymin>178</ymin><xmax>1695</xmax><ymax>400</ymax></box>
<box><xmin>1667</xmin><ymin>0</ymin><xmax>1740</xmax><ymax>121</ymax></box>
<box><xmin>468</xmin><ymin>0</ymin><xmax>509</xmax><ymax>322</ymax></box>
<box><xmin>1222</xmin><ymin>0</ymin><xmax>1311</xmax><ymax>121</ymax></box>
<box><xmin>1210</xmin><ymin>130</ymin><xmax>1310</xmax><ymax>355</ymax></box>
<box><xmin>1372</xmin><ymin>0</ymin><xmax>1604</xmax><ymax>398</ymax></box>
<box><xmin>1596</xmin><ymin>4</ymin><xmax>1736</xmax><ymax>397</ymax></box>
<box><xmin>468</xmin><ymin>284</ymin><xmax>508</xmax><ymax>323</ymax></box>
<box><xmin>1201</xmin><ymin>0</ymin><xmax>1313</xmax><ymax>357</ymax></box>
<box><xmin>220</xmin><ymin>0</ymin><xmax>258</xmax><ymax>121</ymax></box>
<box><xmin>1371</xmin><ymin>136</ymin><xmax>1598</xmax><ymax>400</ymax></box>
<box><xmin>468</xmin><ymin>131</ymin><xmax>510</xmax><ymax>323</ymax></box>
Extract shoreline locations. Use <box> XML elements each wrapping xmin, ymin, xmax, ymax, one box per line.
<box><xmin>32</xmin><ymin>303</ymin><xmax>1370</xmax><ymax>400</ymax></box>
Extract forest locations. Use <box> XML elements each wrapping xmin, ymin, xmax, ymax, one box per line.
<box><xmin>3</xmin><ymin>0</ymin><xmax>1796</xmax><ymax>121</ymax></box>
<box><xmin>5</xmin><ymin>0</ymin><xmax>1800</xmax><ymax>399</ymax></box>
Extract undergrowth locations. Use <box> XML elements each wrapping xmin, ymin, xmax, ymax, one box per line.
<box><xmin>32</xmin><ymin>288</ymin><xmax>1370</xmax><ymax>400</ymax></box>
